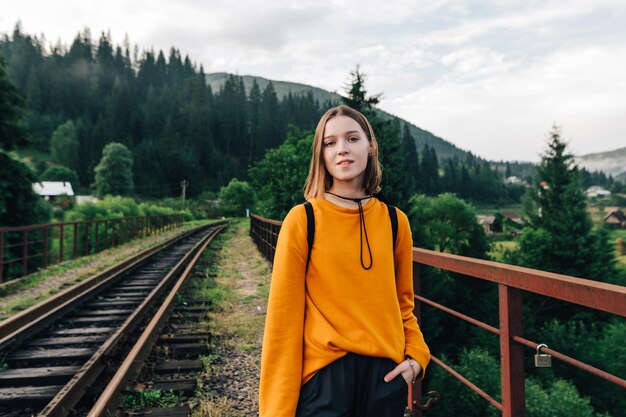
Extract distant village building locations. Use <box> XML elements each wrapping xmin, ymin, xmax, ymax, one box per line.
<box><xmin>476</xmin><ymin>215</ymin><xmax>496</xmax><ymax>234</ymax></box>
<box><xmin>604</xmin><ymin>209</ymin><xmax>626</xmax><ymax>229</ymax></box>
<box><xmin>75</xmin><ymin>195</ymin><xmax>99</xmax><ymax>205</ymax></box>
<box><xmin>501</xmin><ymin>211</ymin><xmax>524</xmax><ymax>225</ymax></box>
<box><xmin>504</xmin><ymin>176</ymin><xmax>529</xmax><ymax>186</ymax></box>
<box><xmin>585</xmin><ymin>186</ymin><xmax>611</xmax><ymax>198</ymax></box>
<box><xmin>32</xmin><ymin>181</ymin><xmax>74</xmax><ymax>201</ymax></box>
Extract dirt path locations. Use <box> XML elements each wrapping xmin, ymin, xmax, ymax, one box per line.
<box><xmin>192</xmin><ymin>219</ymin><xmax>271</xmax><ymax>417</ymax></box>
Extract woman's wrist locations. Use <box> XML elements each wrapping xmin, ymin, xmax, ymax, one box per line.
<box><xmin>405</xmin><ymin>356</ymin><xmax>417</xmax><ymax>383</ymax></box>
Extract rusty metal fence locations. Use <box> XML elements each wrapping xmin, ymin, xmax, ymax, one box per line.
<box><xmin>249</xmin><ymin>213</ymin><xmax>626</xmax><ymax>417</ymax></box>
<box><xmin>0</xmin><ymin>214</ymin><xmax>184</xmax><ymax>282</ymax></box>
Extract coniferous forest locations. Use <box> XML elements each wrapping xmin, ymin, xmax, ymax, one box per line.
<box><xmin>0</xmin><ymin>25</ymin><xmax>327</xmax><ymax>197</ymax></box>
<box><xmin>1</xmin><ymin>24</ymin><xmax>530</xmax><ymax>207</ymax></box>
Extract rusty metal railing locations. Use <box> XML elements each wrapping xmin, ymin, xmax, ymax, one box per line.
<box><xmin>0</xmin><ymin>214</ymin><xmax>184</xmax><ymax>282</ymax></box>
<box><xmin>250</xmin><ymin>213</ymin><xmax>281</xmax><ymax>262</ymax></box>
<box><xmin>249</xmin><ymin>213</ymin><xmax>626</xmax><ymax>417</ymax></box>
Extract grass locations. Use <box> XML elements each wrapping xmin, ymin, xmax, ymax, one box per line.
<box><xmin>607</xmin><ymin>229</ymin><xmax>626</xmax><ymax>266</ymax></box>
<box><xmin>188</xmin><ymin>217</ymin><xmax>272</xmax><ymax>416</ymax></box>
<box><xmin>0</xmin><ymin>220</ymin><xmax>216</xmax><ymax>320</ymax></box>
<box><xmin>472</xmin><ymin>203</ymin><xmax>524</xmax><ymax>216</ymax></box>
<box><xmin>488</xmin><ymin>240</ymin><xmax>519</xmax><ymax>262</ymax></box>
<box><xmin>122</xmin><ymin>389</ymin><xmax>184</xmax><ymax>411</ymax></box>
<box><xmin>13</xmin><ymin>147</ymin><xmax>51</xmax><ymax>164</ymax></box>
<box><xmin>193</xmin><ymin>396</ymin><xmax>240</xmax><ymax>417</ymax></box>
<box><xmin>0</xmin><ymin>256</ymin><xmax>92</xmax><ymax>298</ymax></box>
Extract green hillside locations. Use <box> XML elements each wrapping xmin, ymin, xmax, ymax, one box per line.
<box><xmin>206</xmin><ymin>72</ymin><xmax>471</xmax><ymax>162</ymax></box>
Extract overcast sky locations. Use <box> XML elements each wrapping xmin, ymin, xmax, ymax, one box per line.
<box><xmin>2</xmin><ymin>0</ymin><xmax>625</xmax><ymax>162</ymax></box>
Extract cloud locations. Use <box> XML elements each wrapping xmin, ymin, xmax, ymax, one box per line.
<box><xmin>384</xmin><ymin>42</ymin><xmax>626</xmax><ymax>161</ymax></box>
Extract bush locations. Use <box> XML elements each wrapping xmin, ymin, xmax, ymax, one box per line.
<box><xmin>218</xmin><ymin>178</ymin><xmax>255</xmax><ymax>217</ymax></box>
<box><xmin>64</xmin><ymin>196</ymin><xmax>185</xmax><ymax>222</ymax></box>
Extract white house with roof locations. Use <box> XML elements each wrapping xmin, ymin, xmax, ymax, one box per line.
<box><xmin>32</xmin><ymin>181</ymin><xmax>74</xmax><ymax>201</ymax></box>
<box><xmin>585</xmin><ymin>186</ymin><xmax>611</xmax><ymax>198</ymax></box>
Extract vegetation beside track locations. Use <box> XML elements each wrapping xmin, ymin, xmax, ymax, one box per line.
<box><xmin>189</xmin><ymin>218</ymin><xmax>271</xmax><ymax>417</ymax></box>
<box><xmin>0</xmin><ymin>219</ymin><xmax>218</xmax><ymax>321</ymax></box>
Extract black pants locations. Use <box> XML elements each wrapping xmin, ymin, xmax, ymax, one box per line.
<box><xmin>295</xmin><ymin>352</ymin><xmax>408</xmax><ymax>417</ymax></box>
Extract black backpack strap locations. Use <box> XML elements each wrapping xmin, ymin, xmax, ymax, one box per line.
<box><xmin>387</xmin><ymin>204</ymin><xmax>398</xmax><ymax>250</ymax></box>
<box><xmin>303</xmin><ymin>201</ymin><xmax>315</xmax><ymax>272</ymax></box>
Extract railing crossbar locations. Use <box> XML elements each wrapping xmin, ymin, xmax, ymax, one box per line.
<box><xmin>431</xmin><ymin>355</ymin><xmax>502</xmax><ymax>411</ymax></box>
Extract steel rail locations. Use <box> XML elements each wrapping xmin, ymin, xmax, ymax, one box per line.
<box><xmin>0</xmin><ymin>223</ymin><xmax>217</xmax><ymax>353</ymax></box>
<box><xmin>38</xmin><ymin>222</ymin><xmax>227</xmax><ymax>417</ymax></box>
<box><xmin>87</xmin><ymin>223</ymin><xmax>227</xmax><ymax>417</ymax></box>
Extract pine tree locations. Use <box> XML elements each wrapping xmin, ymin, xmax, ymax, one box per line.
<box><xmin>0</xmin><ymin>52</ymin><xmax>50</xmax><ymax>227</ymax></box>
<box><xmin>514</xmin><ymin>125</ymin><xmax>617</xmax><ymax>281</ymax></box>
<box><xmin>401</xmin><ymin>124</ymin><xmax>419</xmax><ymax>197</ymax></box>
<box><xmin>421</xmin><ymin>145</ymin><xmax>440</xmax><ymax>195</ymax></box>
<box><xmin>341</xmin><ymin>65</ymin><xmax>381</xmax><ymax>112</ymax></box>
<box><xmin>258</xmin><ymin>81</ymin><xmax>281</xmax><ymax>149</ymax></box>
<box><xmin>0</xmin><ymin>55</ymin><xmax>28</xmax><ymax>149</ymax></box>
<box><xmin>248</xmin><ymin>79</ymin><xmax>262</xmax><ymax>162</ymax></box>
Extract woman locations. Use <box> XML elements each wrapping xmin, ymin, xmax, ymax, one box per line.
<box><xmin>259</xmin><ymin>105</ymin><xmax>429</xmax><ymax>417</ymax></box>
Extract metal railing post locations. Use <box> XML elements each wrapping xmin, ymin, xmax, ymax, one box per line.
<box><xmin>85</xmin><ymin>223</ymin><xmax>90</xmax><ymax>255</ymax></box>
<box><xmin>95</xmin><ymin>222</ymin><xmax>99</xmax><ymax>252</ymax></box>
<box><xmin>43</xmin><ymin>226</ymin><xmax>49</xmax><ymax>268</ymax></box>
<box><xmin>410</xmin><ymin>263</ymin><xmax>423</xmax><ymax>415</ymax></box>
<box><xmin>0</xmin><ymin>231</ymin><xmax>4</xmax><ymax>282</ymax></box>
<box><xmin>22</xmin><ymin>230</ymin><xmax>28</xmax><ymax>276</ymax></box>
<box><xmin>499</xmin><ymin>284</ymin><xmax>525</xmax><ymax>417</ymax></box>
<box><xmin>73</xmin><ymin>223</ymin><xmax>78</xmax><ymax>259</ymax></box>
<box><xmin>59</xmin><ymin>224</ymin><xmax>64</xmax><ymax>262</ymax></box>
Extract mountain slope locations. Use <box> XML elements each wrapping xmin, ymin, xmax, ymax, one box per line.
<box><xmin>576</xmin><ymin>147</ymin><xmax>626</xmax><ymax>179</ymax></box>
<box><xmin>206</xmin><ymin>73</ymin><xmax>471</xmax><ymax>161</ymax></box>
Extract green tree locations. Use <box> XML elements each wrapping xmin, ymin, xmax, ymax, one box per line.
<box><xmin>401</xmin><ymin>124</ymin><xmax>419</xmax><ymax>197</ymax></box>
<box><xmin>407</xmin><ymin>193</ymin><xmax>488</xmax><ymax>258</ymax></box>
<box><xmin>219</xmin><ymin>178</ymin><xmax>256</xmax><ymax>217</ymax></box>
<box><xmin>105</xmin><ymin>77</ymin><xmax>133</xmax><ymax>146</ymax></box>
<box><xmin>248</xmin><ymin>79</ymin><xmax>262</xmax><ymax>162</ymax></box>
<box><xmin>0</xmin><ymin>152</ymin><xmax>51</xmax><ymax>227</ymax></box>
<box><xmin>341</xmin><ymin>65</ymin><xmax>381</xmax><ymax>112</ymax></box>
<box><xmin>341</xmin><ymin>67</ymin><xmax>411</xmax><ymax>206</ymax></box>
<box><xmin>40</xmin><ymin>165</ymin><xmax>79</xmax><ymax>185</ymax></box>
<box><xmin>420</xmin><ymin>144</ymin><xmax>440</xmax><ymax>195</ymax></box>
<box><xmin>50</xmin><ymin>120</ymin><xmax>79</xmax><ymax>171</ymax></box>
<box><xmin>0</xmin><ymin>53</ymin><xmax>50</xmax><ymax>229</ymax></box>
<box><xmin>0</xmin><ymin>54</ymin><xmax>28</xmax><ymax>150</ymax></box>
<box><xmin>258</xmin><ymin>81</ymin><xmax>282</xmax><ymax>150</ymax></box>
<box><xmin>94</xmin><ymin>142</ymin><xmax>134</xmax><ymax>196</ymax></box>
<box><xmin>249</xmin><ymin>127</ymin><xmax>312</xmax><ymax>219</ymax></box>
<box><xmin>510</xmin><ymin>125</ymin><xmax>617</xmax><ymax>281</ymax></box>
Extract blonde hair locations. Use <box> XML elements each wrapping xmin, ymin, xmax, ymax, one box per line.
<box><xmin>303</xmin><ymin>105</ymin><xmax>382</xmax><ymax>200</ymax></box>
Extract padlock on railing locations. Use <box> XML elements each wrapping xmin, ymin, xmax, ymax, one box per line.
<box><xmin>534</xmin><ymin>343</ymin><xmax>552</xmax><ymax>367</ymax></box>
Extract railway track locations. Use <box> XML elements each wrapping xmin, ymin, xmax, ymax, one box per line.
<box><xmin>0</xmin><ymin>221</ymin><xmax>228</xmax><ymax>417</ymax></box>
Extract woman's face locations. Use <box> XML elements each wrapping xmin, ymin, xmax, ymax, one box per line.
<box><xmin>322</xmin><ymin>115</ymin><xmax>372</xmax><ymax>190</ymax></box>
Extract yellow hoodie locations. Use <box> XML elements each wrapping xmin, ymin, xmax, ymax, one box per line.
<box><xmin>259</xmin><ymin>197</ymin><xmax>430</xmax><ymax>416</ymax></box>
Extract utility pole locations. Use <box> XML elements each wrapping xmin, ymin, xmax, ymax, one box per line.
<box><xmin>180</xmin><ymin>180</ymin><xmax>189</xmax><ymax>203</ymax></box>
